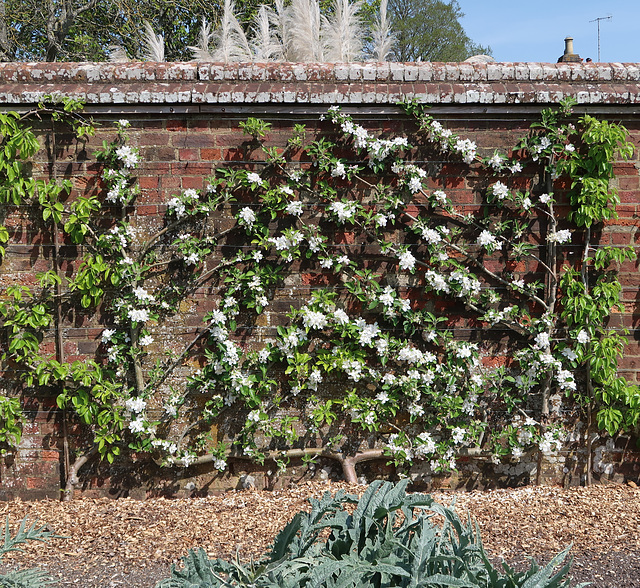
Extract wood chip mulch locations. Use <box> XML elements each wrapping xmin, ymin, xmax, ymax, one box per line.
<box><xmin>0</xmin><ymin>481</ymin><xmax>639</xmax><ymax>587</ymax></box>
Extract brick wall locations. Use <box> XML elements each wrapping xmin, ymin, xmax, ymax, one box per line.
<box><xmin>1</xmin><ymin>61</ymin><xmax>640</xmax><ymax>498</ymax></box>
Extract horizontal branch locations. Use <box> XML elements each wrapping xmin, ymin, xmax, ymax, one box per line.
<box><xmin>168</xmin><ymin>447</ymin><xmax>387</xmax><ymax>485</ymax></box>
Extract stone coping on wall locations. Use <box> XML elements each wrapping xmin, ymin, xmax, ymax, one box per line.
<box><xmin>1</xmin><ymin>62</ymin><xmax>640</xmax><ymax>107</ymax></box>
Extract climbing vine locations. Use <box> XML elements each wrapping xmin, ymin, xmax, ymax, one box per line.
<box><xmin>0</xmin><ymin>96</ymin><xmax>637</xmax><ymax>491</ymax></box>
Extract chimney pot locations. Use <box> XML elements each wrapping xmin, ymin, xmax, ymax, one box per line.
<box><xmin>558</xmin><ymin>36</ymin><xmax>582</xmax><ymax>63</ymax></box>
<box><xmin>564</xmin><ymin>37</ymin><xmax>574</xmax><ymax>56</ymax></box>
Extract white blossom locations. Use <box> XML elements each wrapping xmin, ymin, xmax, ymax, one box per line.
<box><xmin>381</xmin><ymin>373</ymin><xmax>396</xmax><ymax>386</ymax></box>
<box><xmin>247</xmin><ymin>172</ymin><xmax>262</xmax><ymax>185</ymax></box>
<box><xmin>416</xmin><ymin>433</ymin><xmax>437</xmax><ymax>456</ymax></box>
<box><xmin>456</xmin><ymin>344</ymin><xmax>475</xmax><ymax>359</ymax></box>
<box><xmin>344</xmin><ymin>359</ymin><xmax>363</xmax><ymax>381</ymax></box>
<box><xmin>128</xmin><ymin>308</ymin><xmax>150</xmax><ymax>323</ymax></box>
<box><xmin>488</xmin><ymin>153</ymin><xmax>504</xmax><ymax>170</ymax></box>
<box><xmin>557</xmin><ymin>369</ymin><xmax>576</xmax><ymax>391</ymax></box>
<box><xmin>125</xmin><ymin>397</ymin><xmax>147</xmax><ymax>413</ymax></box>
<box><xmin>358</xmin><ymin>321</ymin><xmax>380</xmax><ymax>346</ymax></box>
<box><xmin>539</xmin><ymin>431</ymin><xmax>560</xmax><ymax>454</ymax></box>
<box><xmin>491</xmin><ymin>181</ymin><xmax>509</xmax><ymax>200</ymax></box>
<box><xmin>308</xmin><ymin>369</ymin><xmax>323</xmax><ymax>391</ymax></box>
<box><xmin>432</xmin><ymin>190</ymin><xmax>447</xmax><ymax>205</ymax></box>
<box><xmin>101</xmin><ymin>328</ymin><xmax>116</xmax><ymax>343</ymax></box>
<box><xmin>167</xmin><ymin>197</ymin><xmax>186</xmax><ymax>218</ymax></box>
<box><xmin>547</xmin><ymin>229</ymin><xmax>572</xmax><ymax>244</ymax></box>
<box><xmin>331</xmin><ymin>161</ymin><xmax>346</xmax><ymax>178</ymax></box>
<box><xmin>184</xmin><ymin>252</ymin><xmax>199</xmax><ymax>265</ymax></box>
<box><xmin>286</xmin><ymin>201</ymin><xmax>303</xmax><ymax>216</ymax></box>
<box><xmin>471</xmin><ymin>374</ymin><xmax>483</xmax><ymax>386</ymax></box>
<box><xmin>329</xmin><ymin>201</ymin><xmax>357</xmax><ymax>223</ymax></box>
<box><xmin>379</xmin><ymin>286</ymin><xmax>395</xmax><ymax>307</ymax></box>
<box><xmin>115</xmin><ymin>145</ymin><xmax>139</xmax><ymax>168</ymax></box>
<box><xmin>376</xmin><ymin>390</ymin><xmax>389</xmax><ymax>403</ymax></box>
<box><xmin>454</xmin><ymin>138</ymin><xmax>477</xmax><ymax>163</ymax></box>
<box><xmin>398</xmin><ymin>250</ymin><xmax>416</xmax><ymax>271</ymax></box>
<box><xmin>451</xmin><ymin>427</ymin><xmax>466</xmax><ymax>444</ymax></box>
<box><xmin>397</xmin><ymin>346</ymin><xmax>424</xmax><ymax>364</ymax></box>
<box><xmin>477</xmin><ymin>230</ymin><xmax>502</xmax><ymax>251</ymax></box>
<box><xmin>534</xmin><ymin>332</ymin><xmax>550</xmax><ymax>350</ymax></box>
<box><xmin>333</xmin><ymin>309</ymin><xmax>350</xmax><ymax>325</ymax></box>
<box><xmin>133</xmin><ymin>286</ymin><xmax>154</xmax><ymax>302</ymax></box>
<box><xmin>238</xmin><ymin>207</ymin><xmax>256</xmax><ymax>227</ymax></box>
<box><xmin>320</xmin><ymin>258</ymin><xmax>333</xmax><ymax>269</ymax></box>
<box><xmin>209</xmin><ymin>310</ymin><xmax>226</xmax><ymax>324</ymax></box>
<box><xmin>183</xmin><ymin>188</ymin><xmax>198</xmax><ymax>200</ymax></box>
<box><xmin>376</xmin><ymin>338</ymin><xmax>389</xmax><ymax>355</ymax></box>
<box><xmin>408</xmin><ymin>403</ymin><xmax>424</xmax><ymax>417</ymax></box>
<box><xmin>129</xmin><ymin>418</ymin><xmax>145</xmax><ymax>433</ymax></box>
<box><xmin>301</xmin><ymin>308</ymin><xmax>328</xmax><ymax>330</ymax></box>
<box><xmin>408</xmin><ymin>176</ymin><xmax>422</xmax><ymax>193</ymax></box>
<box><xmin>425</xmin><ymin>270</ymin><xmax>450</xmax><ymax>293</ymax></box>
<box><xmin>375</xmin><ymin>214</ymin><xmax>388</xmax><ymax>227</ymax></box>
<box><xmin>222</xmin><ymin>340</ymin><xmax>240</xmax><ymax>365</ymax></box>
<box><xmin>422</xmin><ymin>227</ymin><xmax>442</xmax><ymax>245</ymax></box>
<box><xmin>576</xmin><ymin>330</ymin><xmax>590</xmax><ymax>344</ymax></box>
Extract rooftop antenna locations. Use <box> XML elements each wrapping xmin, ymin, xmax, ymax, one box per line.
<box><xmin>589</xmin><ymin>15</ymin><xmax>612</xmax><ymax>62</ymax></box>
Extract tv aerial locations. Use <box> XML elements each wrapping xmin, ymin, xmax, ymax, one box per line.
<box><xmin>590</xmin><ymin>15</ymin><xmax>612</xmax><ymax>62</ymax></box>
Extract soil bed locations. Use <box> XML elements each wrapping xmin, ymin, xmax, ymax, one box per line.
<box><xmin>0</xmin><ymin>481</ymin><xmax>638</xmax><ymax>587</ymax></box>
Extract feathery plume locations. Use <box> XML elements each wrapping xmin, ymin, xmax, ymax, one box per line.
<box><xmin>251</xmin><ymin>6</ymin><xmax>280</xmax><ymax>61</ymax></box>
<box><xmin>189</xmin><ymin>17</ymin><xmax>214</xmax><ymax>61</ymax></box>
<box><xmin>321</xmin><ymin>0</ymin><xmax>363</xmax><ymax>62</ymax></box>
<box><xmin>108</xmin><ymin>45</ymin><xmax>131</xmax><ymax>62</ymax></box>
<box><xmin>286</xmin><ymin>0</ymin><xmax>323</xmax><ymax>62</ymax></box>
<box><xmin>370</xmin><ymin>0</ymin><xmax>394</xmax><ymax>62</ymax></box>
<box><xmin>269</xmin><ymin>0</ymin><xmax>288</xmax><ymax>60</ymax></box>
<box><xmin>142</xmin><ymin>20</ymin><xmax>165</xmax><ymax>62</ymax></box>
<box><xmin>211</xmin><ymin>0</ymin><xmax>252</xmax><ymax>62</ymax></box>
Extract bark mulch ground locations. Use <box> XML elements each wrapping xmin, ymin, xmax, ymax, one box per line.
<box><xmin>0</xmin><ymin>481</ymin><xmax>639</xmax><ymax>587</ymax></box>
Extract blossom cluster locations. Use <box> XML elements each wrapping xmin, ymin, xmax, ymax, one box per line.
<box><xmin>75</xmin><ymin>104</ymin><xmax>628</xmax><ymax>480</ymax></box>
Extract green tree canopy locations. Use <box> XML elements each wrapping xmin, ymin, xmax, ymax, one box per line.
<box><xmin>0</xmin><ymin>0</ymin><xmax>485</xmax><ymax>63</ymax></box>
<box><xmin>0</xmin><ymin>0</ymin><xmax>232</xmax><ymax>62</ymax></box>
<box><xmin>388</xmin><ymin>0</ymin><xmax>490</xmax><ymax>62</ymax></box>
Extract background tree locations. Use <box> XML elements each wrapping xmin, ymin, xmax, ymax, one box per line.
<box><xmin>0</xmin><ymin>0</ymin><xmax>102</xmax><ymax>61</ymax></box>
<box><xmin>0</xmin><ymin>0</ymin><xmax>386</xmax><ymax>62</ymax></box>
<box><xmin>0</xmin><ymin>0</ymin><xmax>229</xmax><ymax>61</ymax></box>
<box><xmin>387</xmin><ymin>0</ymin><xmax>490</xmax><ymax>62</ymax></box>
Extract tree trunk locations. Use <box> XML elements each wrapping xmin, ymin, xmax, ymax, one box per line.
<box><xmin>62</xmin><ymin>446</ymin><xmax>98</xmax><ymax>501</ymax></box>
<box><xmin>0</xmin><ymin>1</ymin><xmax>12</xmax><ymax>61</ymax></box>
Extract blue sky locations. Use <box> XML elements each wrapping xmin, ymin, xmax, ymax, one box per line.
<box><xmin>458</xmin><ymin>1</ymin><xmax>639</xmax><ymax>63</ymax></box>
